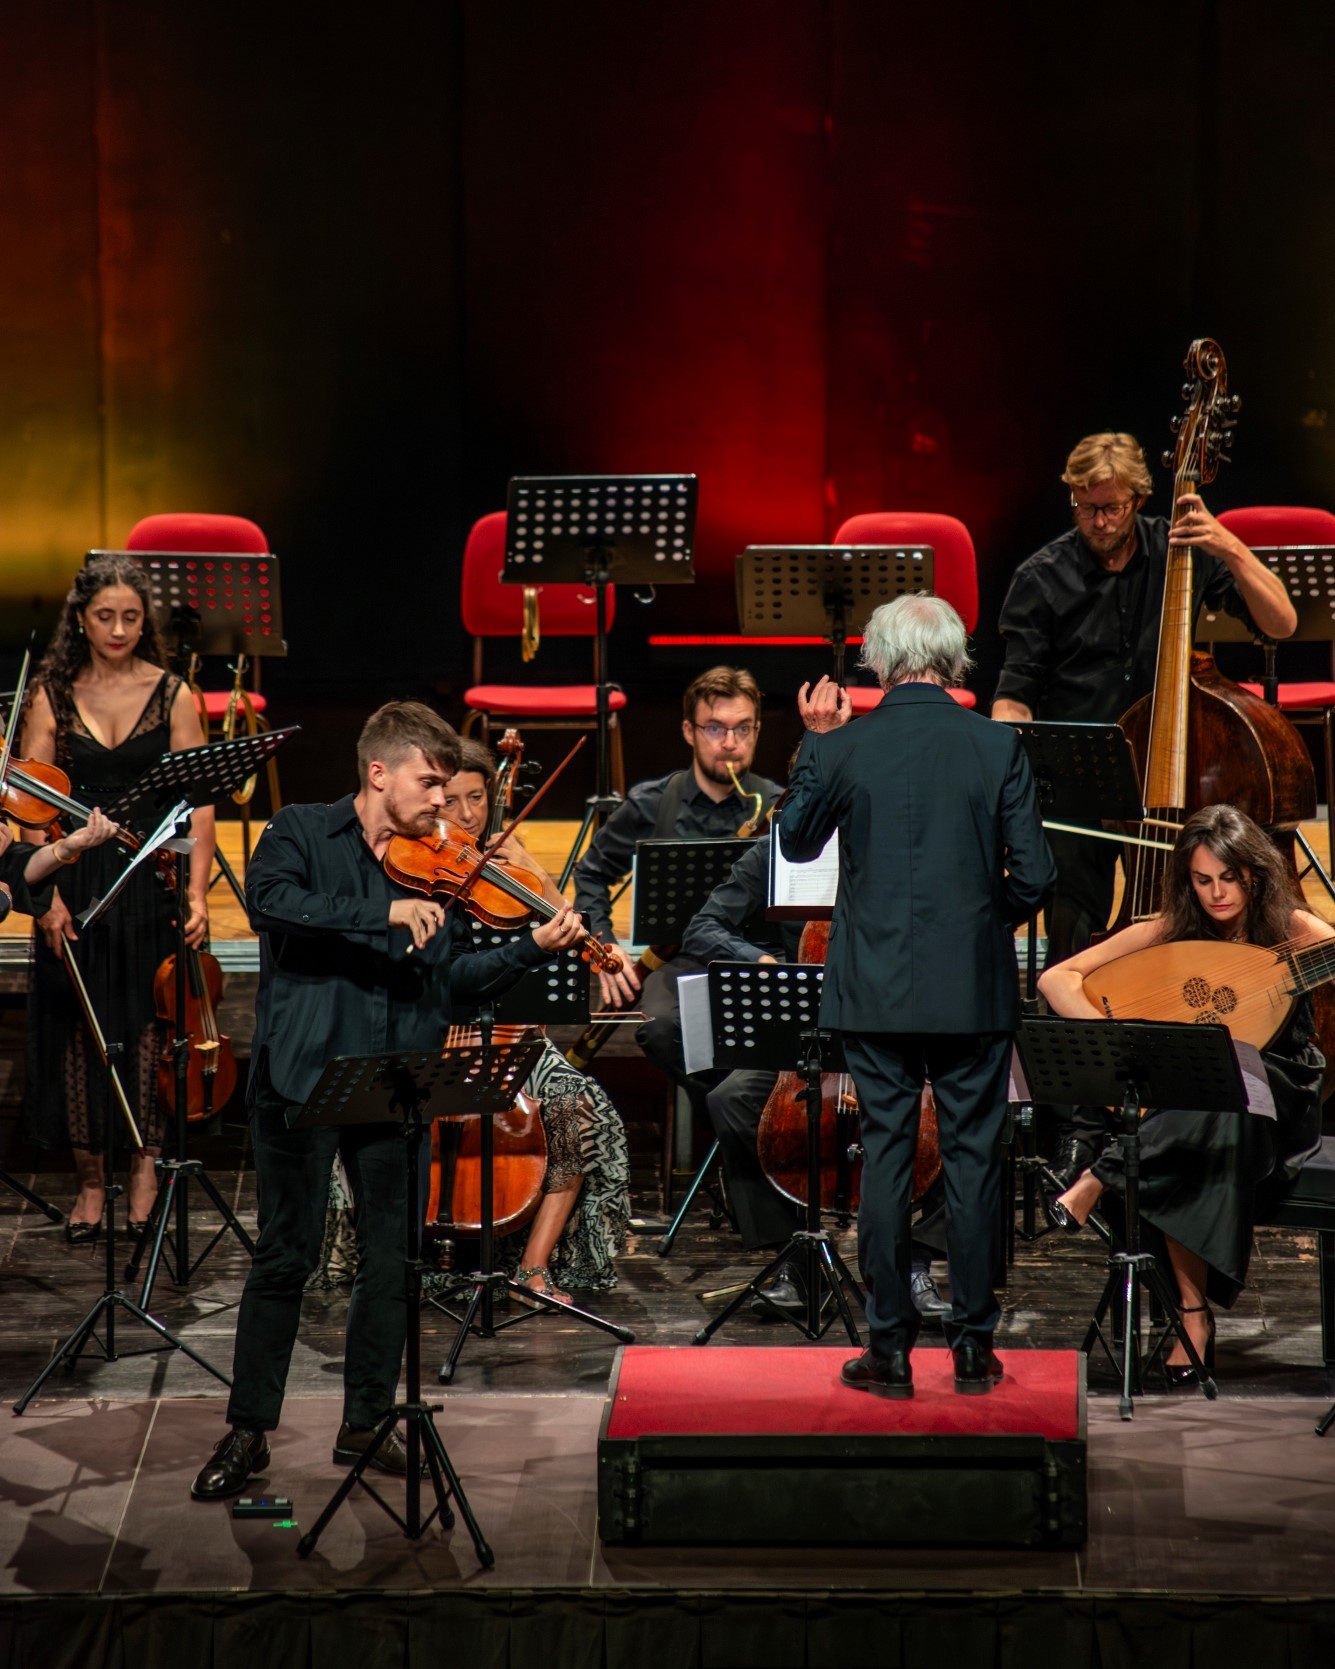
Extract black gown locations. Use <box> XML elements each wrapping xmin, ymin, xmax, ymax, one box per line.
<box><xmin>24</xmin><ymin>674</ymin><xmax>180</xmax><ymax>1155</ymax></box>
<box><xmin>1090</xmin><ymin>997</ymin><xmax>1324</xmax><ymax>1309</ymax></box>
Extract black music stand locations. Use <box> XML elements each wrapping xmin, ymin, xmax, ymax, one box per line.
<box><xmin>1006</xmin><ymin>721</ymin><xmax>1144</xmax><ymax>1238</ymax></box>
<box><xmin>1015</xmin><ymin>1018</ymin><xmax>1249</xmax><ymax>1418</ymax></box>
<box><xmin>14</xmin><ymin>1019</ymin><xmax>230</xmax><ymax>1411</ymax></box>
<box><xmin>630</xmin><ymin>837</ymin><xmax>750</xmax><ymax>945</ymax></box>
<box><xmin>111</xmin><ymin>730</ymin><xmax>297</xmax><ymax>1303</ymax></box>
<box><xmin>430</xmin><ymin>1010</ymin><xmax>634</xmax><ymax>1384</ymax></box>
<box><xmin>89</xmin><ymin>546</ymin><xmax>288</xmax><ymax>884</ymax></box>
<box><xmin>290</xmin><ymin>1045</ymin><xmax>540</xmax><ymax>1566</ymax></box>
<box><xmin>691</xmin><ymin>962</ymin><xmax>864</xmax><ymax>1347</ymax></box>
<box><xmin>735</xmin><ymin>545</ymin><xmax>934</xmax><ymax>687</ymax></box>
<box><xmin>501</xmin><ymin>474</ymin><xmax>698</xmax><ymax>887</ymax></box>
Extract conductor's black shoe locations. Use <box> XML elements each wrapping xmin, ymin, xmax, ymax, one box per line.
<box><xmin>840</xmin><ymin>1348</ymin><xmax>913</xmax><ymax>1399</ymax></box>
<box><xmin>750</xmin><ymin>1258</ymin><xmax>805</xmax><ymax>1319</ymax></box>
<box><xmin>333</xmin><ymin>1421</ymin><xmax>430</xmax><ymax>1477</ymax></box>
<box><xmin>1047</xmin><ymin>1133</ymin><xmax>1095</xmax><ymax>1190</ymax></box>
<box><xmin>910</xmin><ymin>1270</ymin><xmax>951</xmax><ymax>1324</ymax></box>
<box><xmin>190</xmin><ymin>1427</ymin><xmax>270</xmax><ymax>1501</ymax></box>
<box><xmin>952</xmin><ymin>1341</ymin><xmax>1005</xmax><ymax>1394</ymax></box>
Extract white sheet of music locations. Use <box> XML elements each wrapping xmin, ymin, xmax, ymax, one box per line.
<box><xmin>678</xmin><ymin>974</ymin><xmax>715</xmax><ymax>1075</ymax></box>
<box><xmin>768</xmin><ymin>828</ymin><xmax>840</xmax><ymax>914</ymax></box>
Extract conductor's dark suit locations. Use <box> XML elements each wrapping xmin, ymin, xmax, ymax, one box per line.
<box><xmin>778</xmin><ymin>682</ymin><xmax>1055</xmax><ymax>1356</ymax></box>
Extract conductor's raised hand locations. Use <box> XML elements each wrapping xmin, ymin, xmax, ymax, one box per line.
<box><xmin>797</xmin><ymin>675</ymin><xmax>852</xmax><ymax>733</ymax></box>
<box><xmin>532</xmin><ymin>902</ymin><xmax>584</xmax><ymax>954</ymax></box>
<box><xmin>389</xmin><ymin>896</ymin><xmax>446</xmax><ymax>949</ymax></box>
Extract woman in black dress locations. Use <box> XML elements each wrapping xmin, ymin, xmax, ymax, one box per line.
<box><xmin>1043</xmin><ymin>804</ymin><xmax>1331</xmax><ymax>1382</ymax></box>
<box><xmin>20</xmin><ymin>555</ymin><xmax>216</xmax><ymax>1239</ymax></box>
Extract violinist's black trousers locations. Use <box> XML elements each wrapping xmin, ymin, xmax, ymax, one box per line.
<box><xmin>226</xmin><ymin>1072</ymin><xmax>407</xmax><ymax>1433</ymax></box>
<box><xmin>841</xmin><ymin>1030</ymin><xmax>1011</xmax><ymax>1357</ymax></box>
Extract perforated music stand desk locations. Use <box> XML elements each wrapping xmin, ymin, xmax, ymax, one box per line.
<box><xmin>288</xmin><ymin>1042</ymin><xmax>542</xmax><ymax>1565</ymax></box>
<box><xmin>502</xmin><ymin>473</ymin><xmax>699</xmax><ymax>880</ymax></box>
<box><xmin>692</xmin><ymin>960</ymin><xmax>863</xmax><ymax>1348</ymax></box>
<box><xmin>631</xmin><ymin>837</ymin><xmax>748</xmax><ymax>945</ymax></box>
<box><xmin>502</xmin><ymin>474</ymin><xmax>698</xmax><ymax>588</ymax></box>
<box><xmin>106</xmin><ymin>727</ymin><xmax>298</xmax><ymax>828</ymax></box>
<box><xmin>735</xmin><ymin>545</ymin><xmax>935</xmax><ymax>685</ymax></box>
<box><xmin>88</xmin><ymin>549</ymin><xmax>286</xmax><ymax>659</ymax></box>
<box><xmin>1015</xmin><ymin>1017</ymin><xmax>1247</xmax><ymax>1416</ymax></box>
<box><xmin>1197</xmin><ymin>545</ymin><xmax>1335</xmax><ymax>647</ymax></box>
<box><xmin>488</xmin><ymin>946</ymin><xmax>590</xmax><ymax>1026</ymax></box>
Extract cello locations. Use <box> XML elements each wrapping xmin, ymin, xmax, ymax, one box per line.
<box><xmin>756</xmin><ymin>919</ymin><xmax>943</xmax><ymax>1217</ymax></box>
<box><xmin>1111</xmin><ymin>337</ymin><xmax>1335</xmax><ymax>1088</ymax></box>
<box><xmin>422</xmin><ymin>731</ymin><xmax>549</xmax><ymax>1244</ymax></box>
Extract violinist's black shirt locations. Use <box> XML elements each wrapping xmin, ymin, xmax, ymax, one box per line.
<box><xmin>246</xmin><ymin>795</ymin><xmax>548</xmax><ymax>1104</ymax></box>
<box><xmin>994</xmin><ymin>515</ymin><xmax>1254</xmax><ymax>721</ymax></box>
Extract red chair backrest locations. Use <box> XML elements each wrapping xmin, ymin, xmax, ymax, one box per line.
<box><xmin>1217</xmin><ymin>505</ymin><xmax>1335</xmax><ymax>548</ymax></box>
<box><xmin>460</xmin><ymin>511</ymin><xmax>615</xmax><ymax>637</ymax></box>
<box><xmin>833</xmin><ymin>512</ymin><xmax>978</xmax><ymax>632</ymax></box>
<box><xmin>125</xmin><ymin>513</ymin><xmax>270</xmax><ymax>553</ymax></box>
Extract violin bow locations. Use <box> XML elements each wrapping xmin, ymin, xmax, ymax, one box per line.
<box><xmin>0</xmin><ymin>646</ymin><xmax>31</xmax><ymax>793</ymax></box>
<box><xmin>447</xmin><ymin>736</ymin><xmax>586</xmax><ymax>915</ymax></box>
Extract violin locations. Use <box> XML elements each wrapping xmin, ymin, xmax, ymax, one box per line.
<box><xmin>0</xmin><ymin>756</ymin><xmax>139</xmax><ymax>857</ymax></box>
<box><xmin>384</xmin><ymin>814</ymin><xmax>622</xmax><ymax>972</ymax></box>
<box><xmin>756</xmin><ymin>920</ymin><xmax>942</xmax><ymax>1215</ymax></box>
<box><xmin>153</xmin><ymin>946</ymin><xmax>238</xmax><ymax>1122</ymax></box>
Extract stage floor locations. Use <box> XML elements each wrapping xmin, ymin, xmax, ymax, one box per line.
<box><xmin>2</xmin><ymin>1167</ymin><xmax>1334</xmax><ymax>1607</ymax></box>
<box><xmin>2</xmin><ymin>1390</ymin><xmax>1334</xmax><ymax>1597</ymax></box>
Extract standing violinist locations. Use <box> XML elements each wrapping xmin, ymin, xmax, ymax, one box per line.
<box><xmin>779</xmin><ymin>596</ymin><xmax>1054</xmax><ymax>1397</ymax></box>
<box><xmin>573</xmin><ymin>665</ymin><xmax>782</xmax><ymax>1104</ymax></box>
<box><xmin>435</xmin><ymin>738</ymin><xmax>631</xmax><ymax>1302</ymax></box>
<box><xmin>190</xmin><ymin>701</ymin><xmax>585</xmax><ymax>1504</ymax></box>
<box><xmin>19</xmin><ymin>554</ymin><xmax>217</xmax><ymax>1238</ymax></box>
<box><xmin>991</xmin><ymin>432</ymin><xmax>1297</xmax><ymax>1184</ymax></box>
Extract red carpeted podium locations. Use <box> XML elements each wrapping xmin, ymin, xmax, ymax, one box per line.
<box><xmin>598</xmin><ymin>1345</ymin><xmax>1086</xmax><ymax>1548</ymax></box>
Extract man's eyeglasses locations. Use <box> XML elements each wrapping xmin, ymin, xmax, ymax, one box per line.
<box><xmin>692</xmin><ymin>721</ymin><xmax>757</xmax><ymax>742</ymax></box>
<box><xmin>1071</xmin><ymin>498</ymin><xmax>1134</xmax><ymax>524</ymax></box>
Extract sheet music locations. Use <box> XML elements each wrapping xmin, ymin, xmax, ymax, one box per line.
<box><xmin>678</xmin><ymin>974</ymin><xmax>715</xmax><ymax>1075</ymax></box>
<box><xmin>768</xmin><ymin>829</ymin><xmax>839</xmax><ymax>915</ymax></box>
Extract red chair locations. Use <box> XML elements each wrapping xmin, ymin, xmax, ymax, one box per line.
<box><xmin>833</xmin><ymin>512</ymin><xmax>979</xmax><ymax>713</ymax></box>
<box><xmin>1216</xmin><ymin>505</ymin><xmax>1335</xmax><ymax>858</ymax></box>
<box><xmin>461</xmin><ymin>511</ymin><xmax>627</xmax><ymax>792</ymax></box>
<box><xmin>125</xmin><ymin>512</ymin><xmax>281</xmax><ymax>861</ymax></box>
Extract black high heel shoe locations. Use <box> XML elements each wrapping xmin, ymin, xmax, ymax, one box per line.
<box><xmin>1046</xmin><ymin>1197</ymin><xmax>1085</xmax><ymax>1235</ymax></box>
<box><xmin>64</xmin><ymin>1220</ymin><xmax>101</xmax><ymax>1247</ymax></box>
<box><xmin>1163</xmin><ymin>1303</ymin><xmax>1216</xmax><ymax>1387</ymax></box>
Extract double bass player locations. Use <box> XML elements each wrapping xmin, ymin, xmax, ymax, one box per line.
<box><xmin>992</xmin><ymin>430</ymin><xmax>1297</xmax><ymax>1184</ymax></box>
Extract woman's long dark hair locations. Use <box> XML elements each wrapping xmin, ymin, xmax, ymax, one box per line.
<box><xmin>31</xmin><ymin>555</ymin><xmax>168</xmax><ymax>712</ymax></box>
<box><xmin>1159</xmin><ymin>804</ymin><xmax>1301</xmax><ymax>948</ymax></box>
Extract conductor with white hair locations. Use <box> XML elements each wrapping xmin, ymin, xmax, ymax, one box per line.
<box><xmin>778</xmin><ymin>594</ymin><xmax>1055</xmax><ymax>1397</ymax></box>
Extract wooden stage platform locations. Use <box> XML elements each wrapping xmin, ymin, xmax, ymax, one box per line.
<box><xmin>3</xmin><ymin>815</ymin><xmax>1335</xmax><ymax>1663</ymax></box>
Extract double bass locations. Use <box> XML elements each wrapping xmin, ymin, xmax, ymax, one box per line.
<box><xmin>1111</xmin><ymin>337</ymin><xmax>1335</xmax><ymax>1089</ymax></box>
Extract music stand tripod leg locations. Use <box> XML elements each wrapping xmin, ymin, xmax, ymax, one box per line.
<box><xmin>299</xmin><ymin>1098</ymin><xmax>490</xmax><ymax>1567</ymax></box>
<box><xmin>0</xmin><ymin>1169</ymin><xmax>64</xmax><ymax>1224</ymax></box>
